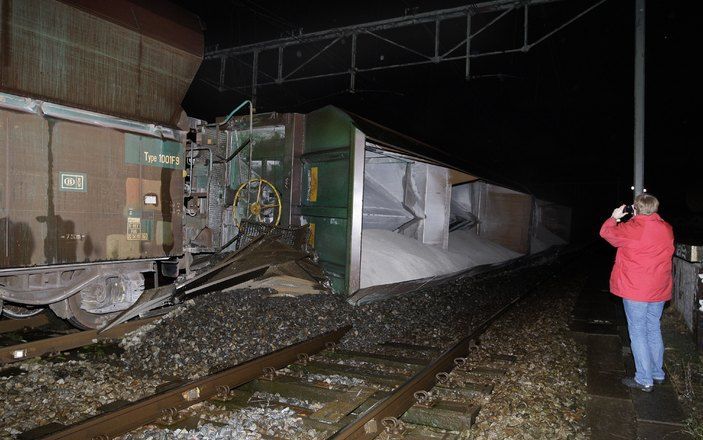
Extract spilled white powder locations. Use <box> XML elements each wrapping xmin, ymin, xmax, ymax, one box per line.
<box><xmin>360</xmin><ymin>229</ymin><xmax>521</xmax><ymax>288</ymax></box>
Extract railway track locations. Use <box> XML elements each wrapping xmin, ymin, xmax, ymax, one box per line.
<box><xmin>332</xmin><ymin>289</ymin><xmax>526</xmax><ymax>440</ymax></box>
<box><xmin>0</xmin><ymin>317</ymin><xmax>157</xmax><ymax>365</ymax></box>
<box><xmin>15</xmin><ymin>274</ymin><xmax>538</xmax><ymax>440</ymax></box>
<box><xmin>0</xmin><ymin>314</ymin><xmax>50</xmax><ymax>334</ymax></box>
<box><xmin>34</xmin><ymin>326</ymin><xmax>352</xmax><ymax>440</ymax></box>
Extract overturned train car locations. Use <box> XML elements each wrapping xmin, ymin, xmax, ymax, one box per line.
<box><xmin>199</xmin><ymin>106</ymin><xmax>572</xmax><ymax>303</ymax></box>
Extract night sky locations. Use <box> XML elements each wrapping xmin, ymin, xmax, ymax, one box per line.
<box><xmin>171</xmin><ymin>0</ymin><xmax>699</xmax><ymax>241</ymax></box>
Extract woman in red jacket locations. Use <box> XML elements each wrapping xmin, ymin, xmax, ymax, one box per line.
<box><xmin>599</xmin><ymin>194</ymin><xmax>674</xmax><ymax>392</ymax></box>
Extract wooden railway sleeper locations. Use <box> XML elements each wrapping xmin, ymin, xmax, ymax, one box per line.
<box><xmin>36</xmin><ymin>326</ymin><xmax>352</xmax><ymax>440</ymax></box>
<box><xmin>332</xmin><ymin>269</ymin><xmax>560</xmax><ymax>439</ymax></box>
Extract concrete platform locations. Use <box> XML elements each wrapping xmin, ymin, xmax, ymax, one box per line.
<box><xmin>570</xmin><ymin>259</ymin><xmax>693</xmax><ymax>440</ymax></box>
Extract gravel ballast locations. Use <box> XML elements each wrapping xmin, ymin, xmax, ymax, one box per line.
<box><xmin>468</xmin><ymin>265</ymin><xmax>588</xmax><ymax>439</ymax></box>
<box><xmin>119</xmin><ymin>291</ymin><xmax>355</xmax><ymax>379</ymax></box>
<box><xmin>0</xmin><ymin>360</ymin><xmax>161</xmax><ymax>438</ymax></box>
<box><xmin>116</xmin><ymin>261</ymin><xmax>553</xmax><ymax>380</ymax></box>
<box><xmin>1</xmin><ymin>257</ymin><xmax>561</xmax><ymax>439</ymax></box>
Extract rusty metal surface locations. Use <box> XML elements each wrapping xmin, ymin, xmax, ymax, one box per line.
<box><xmin>0</xmin><ymin>316</ymin><xmax>157</xmax><ymax>365</ymax></box>
<box><xmin>98</xmin><ymin>284</ymin><xmax>175</xmax><ymax>333</ymax></box>
<box><xmin>0</xmin><ymin>0</ymin><xmax>203</xmax><ymax>126</ymax></box>
<box><xmin>0</xmin><ymin>313</ymin><xmax>49</xmax><ymax>334</ymax></box>
<box><xmin>99</xmin><ymin>225</ymin><xmax>319</xmax><ymax>330</ymax></box>
<box><xmin>181</xmin><ymin>233</ymin><xmax>311</xmax><ymax>296</ymax></box>
<box><xmin>42</xmin><ymin>325</ymin><xmax>351</xmax><ymax>440</ymax></box>
<box><xmin>58</xmin><ymin>0</ymin><xmax>203</xmax><ymax>56</ymax></box>
<box><xmin>0</xmin><ymin>260</ymin><xmax>154</xmax><ymax>305</ymax></box>
<box><xmin>476</xmin><ymin>183</ymin><xmax>533</xmax><ymax>254</ymax></box>
<box><xmin>236</xmin><ymin>220</ymin><xmax>310</xmax><ymax>251</ymax></box>
<box><xmin>0</xmin><ymin>108</ymin><xmax>184</xmax><ymax>268</ymax></box>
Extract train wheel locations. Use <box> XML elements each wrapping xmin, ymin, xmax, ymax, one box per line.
<box><xmin>1</xmin><ymin>303</ymin><xmax>44</xmax><ymax>319</ymax></box>
<box><xmin>233</xmin><ymin>178</ymin><xmax>282</xmax><ymax>226</ymax></box>
<box><xmin>65</xmin><ymin>294</ymin><xmax>118</xmax><ymax>330</ymax></box>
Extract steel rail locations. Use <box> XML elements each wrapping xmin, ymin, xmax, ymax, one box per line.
<box><xmin>0</xmin><ymin>313</ymin><xmax>50</xmax><ymax>334</ymax></box>
<box><xmin>331</xmin><ymin>286</ymin><xmax>541</xmax><ymax>439</ymax></box>
<box><xmin>41</xmin><ymin>325</ymin><xmax>351</xmax><ymax>440</ymax></box>
<box><xmin>0</xmin><ymin>317</ymin><xmax>158</xmax><ymax>365</ymax></box>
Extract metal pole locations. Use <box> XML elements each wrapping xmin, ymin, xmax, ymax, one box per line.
<box><xmin>434</xmin><ymin>18</ymin><xmax>440</xmax><ymax>61</ymax></box>
<box><xmin>633</xmin><ymin>0</ymin><xmax>645</xmax><ymax>195</ymax></box>
<box><xmin>465</xmin><ymin>13</ymin><xmax>471</xmax><ymax>80</ymax></box>
<box><xmin>218</xmin><ymin>56</ymin><xmax>226</xmax><ymax>91</ymax></box>
<box><xmin>523</xmin><ymin>4</ymin><xmax>529</xmax><ymax>50</ymax></box>
<box><xmin>277</xmin><ymin>47</ymin><xmax>283</xmax><ymax>84</ymax></box>
<box><xmin>251</xmin><ymin>50</ymin><xmax>259</xmax><ymax>108</ymax></box>
<box><xmin>350</xmin><ymin>33</ymin><xmax>357</xmax><ymax>92</ymax></box>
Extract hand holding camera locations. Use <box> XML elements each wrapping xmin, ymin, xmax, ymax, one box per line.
<box><xmin>612</xmin><ymin>204</ymin><xmax>634</xmax><ymax>221</ymax></box>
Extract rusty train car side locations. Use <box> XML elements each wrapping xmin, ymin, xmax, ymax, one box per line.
<box><xmin>0</xmin><ymin>0</ymin><xmax>202</xmax><ymax>328</ymax></box>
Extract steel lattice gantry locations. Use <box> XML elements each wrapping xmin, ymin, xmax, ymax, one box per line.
<box><xmin>204</xmin><ymin>0</ymin><xmax>609</xmax><ymax>105</ymax></box>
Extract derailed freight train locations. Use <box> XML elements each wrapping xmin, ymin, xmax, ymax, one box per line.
<box><xmin>0</xmin><ymin>0</ymin><xmax>571</xmax><ymax>328</ymax></box>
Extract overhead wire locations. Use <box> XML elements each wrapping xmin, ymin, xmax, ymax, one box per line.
<box><xmin>216</xmin><ymin>1</ymin><xmax>368</xmax><ymax>106</ymax></box>
<box><xmin>230</xmin><ymin>0</ymin><xmax>294</xmax><ymax>31</ymax></box>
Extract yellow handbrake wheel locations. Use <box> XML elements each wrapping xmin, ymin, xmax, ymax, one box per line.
<box><xmin>233</xmin><ymin>178</ymin><xmax>282</xmax><ymax>226</ymax></box>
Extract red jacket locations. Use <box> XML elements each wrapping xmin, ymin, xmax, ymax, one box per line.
<box><xmin>599</xmin><ymin>213</ymin><xmax>674</xmax><ymax>302</ymax></box>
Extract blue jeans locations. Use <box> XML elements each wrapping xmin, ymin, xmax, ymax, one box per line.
<box><xmin>622</xmin><ymin>299</ymin><xmax>666</xmax><ymax>387</ymax></box>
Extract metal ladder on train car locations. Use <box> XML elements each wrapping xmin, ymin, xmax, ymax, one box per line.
<box><xmin>191</xmin><ymin>100</ymin><xmax>282</xmax><ymax>255</ymax></box>
<box><xmin>183</xmin><ymin>100</ymin><xmax>255</xmax><ymax>256</ymax></box>
<box><xmin>220</xmin><ymin>102</ymin><xmax>283</xmax><ymax>244</ymax></box>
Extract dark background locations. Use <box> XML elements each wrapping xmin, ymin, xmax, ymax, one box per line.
<box><xmin>171</xmin><ymin>0</ymin><xmax>699</xmax><ymax>243</ymax></box>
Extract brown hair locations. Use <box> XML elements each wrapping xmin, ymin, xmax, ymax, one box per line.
<box><xmin>634</xmin><ymin>194</ymin><xmax>659</xmax><ymax>215</ymax></box>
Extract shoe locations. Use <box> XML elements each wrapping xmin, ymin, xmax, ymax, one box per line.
<box><xmin>621</xmin><ymin>377</ymin><xmax>653</xmax><ymax>392</ymax></box>
<box><xmin>653</xmin><ymin>378</ymin><xmax>665</xmax><ymax>385</ymax></box>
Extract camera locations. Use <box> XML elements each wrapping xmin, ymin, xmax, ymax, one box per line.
<box><xmin>624</xmin><ymin>204</ymin><xmax>634</xmax><ymax>215</ymax></box>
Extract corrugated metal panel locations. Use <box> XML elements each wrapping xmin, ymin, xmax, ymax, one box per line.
<box><xmin>0</xmin><ymin>107</ymin><xmax>183</xmax><ymax>268</ymax></box>
<box><xmin>476</xmin><ymin>183</ymin><xmax>533</xmax><ymax>254</ymax></box>
<box><xmin>0</xmin><ymin>0</ymin><xmax>203</xmax><ymax>126</ymax></box>
<box><xmin>59</xmin><ymin>0</ymin><xmax>203</xmax><ymax>56</ymax></box>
